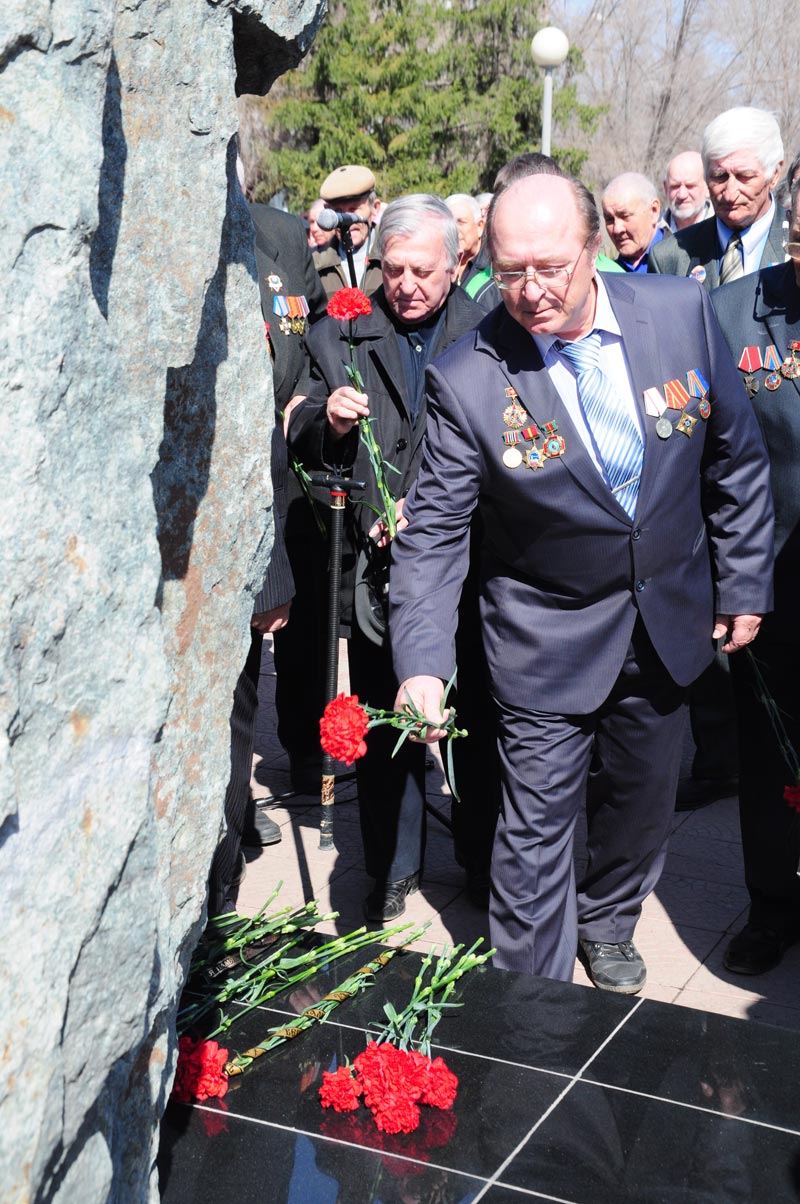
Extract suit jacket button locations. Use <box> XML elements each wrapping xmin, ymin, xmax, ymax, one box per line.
<box><xmin>635</xmin><ymin>579</ymin><xmax>646</xmax><ymax>592</ymax></box>
<box><xmin>396</xmin><ymin>438</ymin><xmax>408</xmax><ymax>452</ymax></box>
<box><xmin>632</xmin><ymin>528</ymin><xmax>641</xmax><ymax>540</ymax></box>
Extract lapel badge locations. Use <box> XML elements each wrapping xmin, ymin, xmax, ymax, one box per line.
<box><xmin>503</xmin><ymin>400</ymin><xmax>528</xmax><ymax>428</ymax></box>
<box><xmin>686</xmin><ymin>369</ymin><xmax>709</xmax><ymax>398</ymax></box>
<box><xmin>689</xmin><ymin>264</ymin><xmax>707</xmax><ymax>283</ymax></box>
<box><xmin>765</xmin><ymin>373</ymin><xmax>782</xmax><ymax>391</ymax></box>
<box><xmin>524</xmin><ymin>445</ymin><xmax>546</xmax><ymax>470</ymax></box>
<box><xmin>763</xmin><ymin>345</ymin><xmax>782</xmax><ymax>371</ymax></box>
<box><xmin>503</xmin><ymin>447</ymin><xmax>524</xmax><ymax>468</ymax></box>
<box><xmin>698</xmin><ymin>398</ymin><xmax>711</xmax><ymax>419</ymax></box>
<box><xmin>663</xmin><ymin>379</ymin><xmax>690</xmax><ymax>410</ymax></box>
<box><xmin>643</xmin><ymin>387</ymin><xmax>667</xmax><ymax>417</ymax></box>
<box><xmin>675</xmin><ymin>413</ymin><xmax>698</xmax><ymax>437</ymax></box>
<box><xmin>655</xmin><ymin>417</ymin><xmax>673</xmax><ymax>439</ymax></box>
<box><xmin>267</xmin><ymin>273</ymin><xmax>283</xmax><ymax>292</ymax></box>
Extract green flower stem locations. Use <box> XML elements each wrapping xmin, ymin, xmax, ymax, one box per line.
<box><xmin>288</xmin><ymin>454</ymin><xmax>327</xmax><ymax>539</ymax></box>
<box><xmin>205</xmin><ymin>924</ymin><xmax>416</xmax><ymax>1039</ymax></box>
<box><xmin>358</xmin><ymin>416</ymin><xmax>397</xmax><ymax>538</ymax></box>
<box><xmin>375</xmin><ymin>938</ymin><xmax>495</xmax><ymax>1055</ymax></box>
<box><xmin>223</xmin><ymin>924</ymin><xmax>430</xmax><ymax>1076</ymax></box>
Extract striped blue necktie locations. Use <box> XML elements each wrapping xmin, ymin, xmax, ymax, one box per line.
<box><xmin>557</xmin><ymin>330</ymin><xmax>643</xmax><ymax>519</ymax></box>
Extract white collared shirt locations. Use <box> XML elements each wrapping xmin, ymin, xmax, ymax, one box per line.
<box><xmin>531</xmin><ymin>276</ymin><xmax>642</xmax><ymax>481</ymax></box>
<box><xmin>716</xmin><ymin>199</ymin><xmax>776</xmax><ymax>275</ymax></box>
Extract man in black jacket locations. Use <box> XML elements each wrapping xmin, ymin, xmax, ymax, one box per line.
<box><xmin>288</xmin><ymin>194</ymin><xmax>495</xmax><ymax>921</ymax></box>
<box><xmin>208</xmin><ymin>188</ymin><xmax>327</xmax><ymax>917</ymax></box>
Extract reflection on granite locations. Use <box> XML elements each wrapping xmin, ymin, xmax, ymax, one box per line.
<box><xmin>160</xmin><ymin>944</ymin><xmax>800</xmax><ymax>1203</ymax></box>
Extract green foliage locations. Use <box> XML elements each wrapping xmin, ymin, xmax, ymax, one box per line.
<box><xmin>251</xmin><ymin>0</ymin><xmax>601</xmax><ymax>210</ymax></box>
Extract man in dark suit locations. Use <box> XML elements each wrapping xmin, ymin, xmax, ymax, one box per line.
<box><xmin>649</xmin><ymin>106</ymin><xmax>786</xmax><ymax>811</ymax></box>
<box><xmin>709</xmin><ymin>181</ymin><xmax>800</xmax><ymax>974</ymax></box>
<box><xmin>649</xmin><ymin>106</ymin><xmax>785</xmax><ymax>291</ymax></box>
<box><xmin>288</xmin><ymin>195</ymin><xmax>495</xmax><ymax>922</ymax></box>
<box><xmin>208</xmin><ymin>196</ymin><xmax>327</xmax><ymax>916</ymax></box>
<box><xmin>389</xmin><ymin>172</ymin><xmax>774</xmax><ymax>991</ymax></box>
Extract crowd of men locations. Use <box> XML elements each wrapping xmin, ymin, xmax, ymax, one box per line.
<box><xmin>211</xmin><ymin>104</ymin><xmax>800</xmax><ymax>998</ymax></box>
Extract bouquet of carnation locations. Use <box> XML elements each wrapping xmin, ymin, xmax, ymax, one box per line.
<box><xmin>326</xmin><ymin>288</ymin><xmax>399</xmax><ymax>538</ymax></box>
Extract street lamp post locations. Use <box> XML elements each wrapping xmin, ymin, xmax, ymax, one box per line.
<box><xmin>530</xmin><ymin>26</ymin><xmax>570</xmax><ymax>158</ymax></box>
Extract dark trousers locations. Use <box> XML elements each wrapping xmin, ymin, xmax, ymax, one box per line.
<box><xmin>687</xmin><ymin>648</ymin><xmax>739</xmax><ymax>780</ymax></box>
<box><xmin>730</xmin><ymin>643</ymin><xmax>800</xmax><ymax>936</ymax></box>
<box><xmin>490</xmin><ymin>621</ymin><xmax>686</xmax><ymax>981</ymax></box>
<box><xmin>273</xmin><ymin>503</ymin><xmax>330</xmax><ymax>765</ymax></box>
<box><xmin>349</xmin><ymin>619</ymin><xmax>427</xmax><ymax>883</ymax></box>
<box><xmin>208</xmin><ymin>626</ymin><xmax>263</xmax><ymax>917</ymax></box>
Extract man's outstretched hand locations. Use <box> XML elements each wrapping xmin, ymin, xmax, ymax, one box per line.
<box><xmin>394</xmin><ymin>675</ymin><xmax>450</xmax><ymax>743</ymax></box>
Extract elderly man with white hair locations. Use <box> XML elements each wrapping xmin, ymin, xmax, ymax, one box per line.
<box><xmin>649</xmin><ymin>106</ymin><xmax>785</xmax><ymax>290</ymax></box>
<box><xmin>662</xmin><ymin>151</ymin><xmax>713</xmax><ymax>232</ymax></box>
<box><xmin>445</xmin><ymin>192</ymin><xmax>486</xmax><ymax>288</ymax></box>
<box><xmin>601</xmin><ymin>172</ymin><xmax>666</xmax><ymax>272</ymax></box>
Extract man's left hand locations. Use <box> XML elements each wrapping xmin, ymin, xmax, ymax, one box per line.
<box><xmin>713</xmin><ymin>613</ymin><xmax>762</xmax><ymax>653</ymax></box>
<box><xmin>252</xmin><ymin>603</ymin><xmax>291</xmax><ymax>634</ymax></box>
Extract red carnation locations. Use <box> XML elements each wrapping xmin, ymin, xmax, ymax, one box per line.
<box><xmin>327</xmin><ymin>288</ymin><xmax>372</xmax><ymax>322</ymax></box>
<box><xmin>421</xmin><ymin>1057</ymin><xmax>459</xmax><ymax>1109</ymax></box>
<box><xmin>320</xmin><ymin>693</ymin><xmax>370</xmax><ymax>765</ymax></box>
<box><xmin>784</xmin><ymin>783</ymin><xmax>800</xmax><ymax>811</ymax></box>
<box><xmin>319</xmin><ymin>1065</ymin><xmax>363</xmax><ymax>1113</ymax></box>
<box><xmin>171</xmin><ymin>1036</ymin><xmax>229</xmax><ymax>1103</ymax></box>
<box><xmin>371</xmin><ymin>1092</ymin><xmax>421</xmax><ymax>1135</ymax></box>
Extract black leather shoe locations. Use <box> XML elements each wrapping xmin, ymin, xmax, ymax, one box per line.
<box><xmin>579</xmin><ymin>939</ymin><xmax>647</xmax><ymax>994</ymax></box>
<box><xmin>364</xmin><ymin>872</ymin><xmax>420</xmax><ymax>923</ymax></box>
<box><xmin>242</xmin><ymin>810</ymin><xmax>282</xmax><ymax>847</ymax></box>
<box><xmin>723</xmin><ymin>924</ymin><xmax>793</xmax><ymax>975</ymax></box>
<box><xmin>675</xmin><ymin>776</ymin><xmax>738</xmax><ymax>812</ymax></box>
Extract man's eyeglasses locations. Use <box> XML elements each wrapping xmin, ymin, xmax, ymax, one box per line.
<box><xmin>492</xmin><ymin>241</ymin><xmax>589</xmax><ymax>291</ymax></box>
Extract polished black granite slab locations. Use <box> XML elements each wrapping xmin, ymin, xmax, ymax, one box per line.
<box><xmin>160</xmin><ymin>945</ymin><xmax>800</xmax><ymax>1203</ymax></box>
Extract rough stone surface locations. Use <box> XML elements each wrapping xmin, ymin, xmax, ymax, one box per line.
<box><xmin>0</xmin><ymin>1</ymin><xmax>325</xmax><ymax>1200</ymax></box>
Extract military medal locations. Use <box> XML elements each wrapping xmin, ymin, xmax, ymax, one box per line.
<box><xmin>273</xmin><ymin>294</ymin><xmax>309</xmax><ymax>335</ymax></box>
<box><xmin>267</xmin><ymin>273</ymin><xmax>283</xmax><ymax>292</ymax></box>
<box><xmin>542</xmin><ymin>424</ymin><xmax>566</xmax><ymax>458</ymax></box>
<box><xmin>780</xmin><ymin>341</ymin><xmax>800</xmax><ymax>380</ymax></box>
<box><xmin>698</xmin><ymin>398</ymin><xmax>711</xmax><ymax>419</ymax></box>
<box><xmin>686</xmin><ymin>369</ymin><xmax>709</xmax><ymax>398</ymax></box>
<box><xmin>643</xmin><ymin>387</ymin><xmax>667</xmax><ymax>417</ymax></box>
<box><xmin>502</xmin><ymin>400</ymin><xmax>528</xmax><ymax>428</ymax></box>
<box><xmin>503</xmin><ymin>447</ymin><xmax>523</xmax><ymax>468</ymax></box>
<box><xmin>524</xmin><ymin>445</ymin><xmax>546</xmax><ymax>470</ymax></box>
<box><xmin>663</xmin><ymin>378</ymin><xmax>690</xmax><ymax>410</ymax></box>
<box><xmin>765</xmin><ymin>373</ymin><xmax>781</xmax><ymax>391</ymax></box>
<box><xmin>675</xmin><ymin>413</ymin><xmax>698</xmax><ymax>437</ymax></box>
<box><xmin>656</xmin><ymin>417</ymin><xmax>672</xmax><ymax>439</ymax></box>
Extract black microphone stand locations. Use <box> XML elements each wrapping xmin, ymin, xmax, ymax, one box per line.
<box><xmin>309</xmin><ymin>471</ymin><xmax>365</xmax><ymax>850</ymax></box>
<box><xmin>339</xmin><ymin>223</ymin><xmax>359</xmax><ymax>288</ymax></box>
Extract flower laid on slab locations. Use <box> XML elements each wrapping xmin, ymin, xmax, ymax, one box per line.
<box><xmin>318</xmin><ymin>938</ymin><xmax>492</xmax><ymax>1137</ymax></box>
<box><xmin>319</xmin><ymin>1042</ymin><xmax>458</xmax><ymax>1135</ymax></box>
<box><xmin>171</xmin><ymin>1037</ymin><xmax>229</xmax><ymax>1104</ymax></box>
<box><xmin>319</xmin><ymin>678</ymin><xmax>467</xmax><ymax>795</ymax></box>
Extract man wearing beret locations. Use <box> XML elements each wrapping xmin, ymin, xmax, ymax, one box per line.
<box><xmin>313</xmin><ymin>163</ymin><xmax>383</xmax><ymax>301</ymax></box>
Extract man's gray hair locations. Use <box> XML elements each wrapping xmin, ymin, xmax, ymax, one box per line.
<box><xmin>602</xmin><ymin>172</ymin><xmax>660</xmax><ymax>206</ymax></box>
<box><xmin>445</xmin><ymin>193</ymin><xmax>482</xmax><ymax>223</ymax></box>
<box><xmin>377</xmin><ymin>194</ymin><xmax>459</xmax><ymax>270</ymax></box>
<box><xmin>702</xmin><ymin>107</ymin><xmax>784</xmax><ymax>179</ymax></box>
